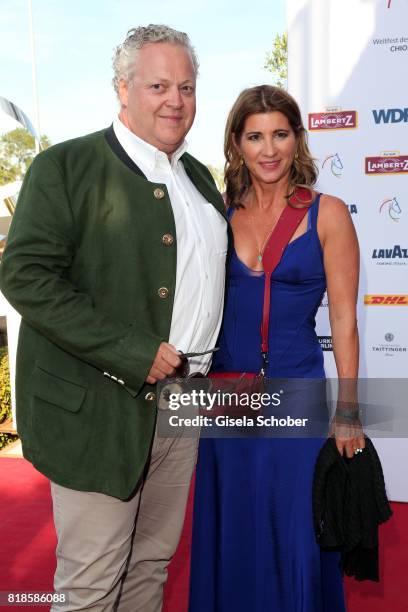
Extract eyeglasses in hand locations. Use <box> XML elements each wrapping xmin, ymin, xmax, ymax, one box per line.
<box><xmin>175</xmin><ymin>347</ymin><xmax>219</xmax><ymax>378</ymax></box>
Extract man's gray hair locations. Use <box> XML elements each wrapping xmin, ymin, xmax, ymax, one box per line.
<box><xmin>112</xmin><ymin>24</ymin><xmax>199</xmax><ymax>95</ymax></box>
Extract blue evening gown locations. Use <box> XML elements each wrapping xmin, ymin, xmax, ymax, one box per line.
<box><xmin>189</xmin><ymin>194</ymin><xmax>346</xmax><ymax>612</ymax></box>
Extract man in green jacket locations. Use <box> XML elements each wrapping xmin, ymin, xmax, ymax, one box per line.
<box><xmin>0</xmin><ymin>24</ymin><xmax>227</xmax><ymax>611</ymax></box>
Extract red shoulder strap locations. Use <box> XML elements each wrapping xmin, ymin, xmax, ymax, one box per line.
<box><xmin>259</xmin><ymin>188</ymin><xmax>313</xmax><ymax>373</ymax></box>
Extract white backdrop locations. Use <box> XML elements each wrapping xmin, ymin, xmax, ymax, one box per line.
<box><xmin>288</xmin><ymin>0</ymin><xmax>408</xmax><ymax>501</ymax></box>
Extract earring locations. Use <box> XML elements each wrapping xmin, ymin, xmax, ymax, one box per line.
<box><xmin>239</xmin><ymin>156</ymin><xmax>245</xmax><ymax>167</ymax></box>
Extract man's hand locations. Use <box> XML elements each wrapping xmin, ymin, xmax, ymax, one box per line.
<box><xmin>146</xmin><ymin>342</ymin><xmax>182</xmax><ymax>384</ymax></box>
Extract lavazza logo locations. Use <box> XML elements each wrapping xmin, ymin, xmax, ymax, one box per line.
<box><xmin>372</xmin><ymin>244</ymin><xmax>407</xmax><ymax>265</ymax></box>
<box><xmin>309</xmin><ymin>110</ymin><xmax>357</xmax><ymax>131</ymax></box>
<box><xmin>364</xmin><ymin>295</ymin><xmax>408</xmax><ymax>306</ymax></box>
<box><xmin>373</xmin><ymin>108</ymin><xmax>408</xmax><ymax>124</ymax></box>
<box><xmin>365</xmin><ymin>152</ymin><xmax>408</xmax><ymax>175</ymax></box>
<box><xmin>372</xmin><ymin>333</ymin><xmax>407</xmax><ymax>357</ymax></box>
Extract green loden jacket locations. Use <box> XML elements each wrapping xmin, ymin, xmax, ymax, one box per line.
<box><xmin>0</xmin><ymin>126</ymin><xmax>226</xmax><ymax>500</ymax></box>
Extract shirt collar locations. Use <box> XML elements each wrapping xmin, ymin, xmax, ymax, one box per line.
<box><xmin>113</xmin><ymin>116</ymin><xmax>188</xmax><ymax>172</ymax></box>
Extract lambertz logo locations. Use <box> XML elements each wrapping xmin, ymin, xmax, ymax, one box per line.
<box><xmin>379</xmin><ymin>197</ymin><xmax>402</xmax><ymax>222</ymax></box>
<box><xmin>365</xmin><ymin>295</ymin><xmax>408</xmax><ymax>305</ymax></box>
<box><xmin>372</xmin><ymin>244</ymin><xmax>407</xmax><ymax>265</ymax></box>
<box><xmin>309</xmin><ymin>110</ymin><xmax>357</xmax><ymax>131</ymax></box>
<box><xmin>322</xmin><ymin>153</ymin><xmax>343</xmax><ymax>177</ymax></box>
<box><xmin>365</xmin><ymin>152</ymin><xmax>408</xmax><ymax>175</ymax></box>
<box><xmin>318</xmin><ymin>336</ymin><xmax>333</xmax><ymax>351</ymax></box>
<box><xmin>372</xmin><ymin>333</ymin><xmax>407</xmax><ymax>356</ymax></box>
<box><xmin>373</xmin><ymin>108</ymin><xmax>408</xmax><ymax>124</ymax></box>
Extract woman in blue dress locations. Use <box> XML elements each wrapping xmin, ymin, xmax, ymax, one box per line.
<box><xmin>189</xmin><ymin>86</ymin><xmax>363</xmax><ymax>612</ymax></box>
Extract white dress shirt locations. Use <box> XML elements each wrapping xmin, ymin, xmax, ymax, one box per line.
<box><xmin>113</xmin><ymin>117</ymin><xmax>227</xmax><ymax>373</ymax></box>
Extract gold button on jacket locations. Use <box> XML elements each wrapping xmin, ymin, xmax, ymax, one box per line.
<box><xmin>145</xmin><ymin>392</ymin><xmax>156</xmax><ymax>402</ymax></box>
<box><xmin>153</xmin><ymin>188</ymin><xmax>165</xmax><ymax>199</ymax></box>
<box><xmin>158</xmin><ymin>287</ymin><xmax>170</xmax><ymax>299</ymax></box>
<box><xmin>162</xmin><ymin>233</ymin><xmax>174</xmax><ymax>247</ymax></box>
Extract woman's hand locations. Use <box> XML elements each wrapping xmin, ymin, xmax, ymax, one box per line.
<box><xmin>329</xmin><ymin>415</ymin><xmax>365</xmax><ymax>459</ymax></box>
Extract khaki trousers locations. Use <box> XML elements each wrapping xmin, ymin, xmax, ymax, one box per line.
<box><xmin>50</xmin><ymin>427</ymin><xmax>198</xmax><ymax>612</ymax></box>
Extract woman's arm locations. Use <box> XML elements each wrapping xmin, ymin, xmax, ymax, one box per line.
<box><xmin>318</xmin><ymin>195</ymin><xmax>364</xmax><ymax>457</ymax></box>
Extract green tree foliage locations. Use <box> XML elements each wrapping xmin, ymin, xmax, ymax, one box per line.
<box><xmin>0</xmin><ymin>348</ymin><xmax>17</xmax><ymax>451</ymax></box>
<box><xmin>0</xmin><ymin>128</ymin><xmax>51</xmax><ymax>186</ymax></box>
<box><xmin>207</xmin><ymin>164</ymin><xmax>225</xmax><ymax>194</ymax></box>
<box><xmin>0</xmin><ymin>349</ymin><xmax>11</xmax><ymax>425</ymax></box>
<box><xmin>264</xmin><ymin>32</ymin><xmax>288</xmax><ymax>89</ymax></box>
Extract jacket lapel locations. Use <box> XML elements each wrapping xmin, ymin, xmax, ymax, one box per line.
<box><xmin>181</xmin><ymin>153</ymin><xmax>227</xmax><ymax>221</ymax></box>
<box><xmin>105</xmin><ymin>125</ymin><xmax>227</xmax><ymax>221</ymax></box>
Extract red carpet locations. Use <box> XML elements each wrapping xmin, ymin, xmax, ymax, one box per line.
<box><xmin>0</xmin><ymin>457</ymin><xmax>407</xmax><ymax>611</ymax></box>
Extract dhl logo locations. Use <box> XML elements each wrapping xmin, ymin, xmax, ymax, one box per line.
<box><xmin>364</xmin><ymin>295</ymin><xmax>408</xmax><ymax>305</ymax></box>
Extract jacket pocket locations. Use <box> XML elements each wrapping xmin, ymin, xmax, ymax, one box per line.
<box><xmin>29</xmin><ymin>365</ymin><xmax>87</xmax><ymax>413</ymax></box>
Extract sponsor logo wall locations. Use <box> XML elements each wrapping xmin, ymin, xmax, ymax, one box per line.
<box><xmin>288</xmin><ymin>0</ymin><xmax>408</xmax><ymax>501</ymax></box>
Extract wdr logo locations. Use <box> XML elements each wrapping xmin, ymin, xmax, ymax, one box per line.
<box><xmin>373</xmin><ymin>108</ymin><xmax>408</xmax><ymax>124</ymax></box>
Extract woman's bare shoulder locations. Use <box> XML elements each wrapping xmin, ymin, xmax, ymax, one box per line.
<box><xmin>319</xmin><ymin>193</ymin><xmax>349</xmax><ymax>212</ymax></box>
<box><xmin>317</xmin><ymin>194</ymin><xmax>356</xmax><ymax>243</ymax></box>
